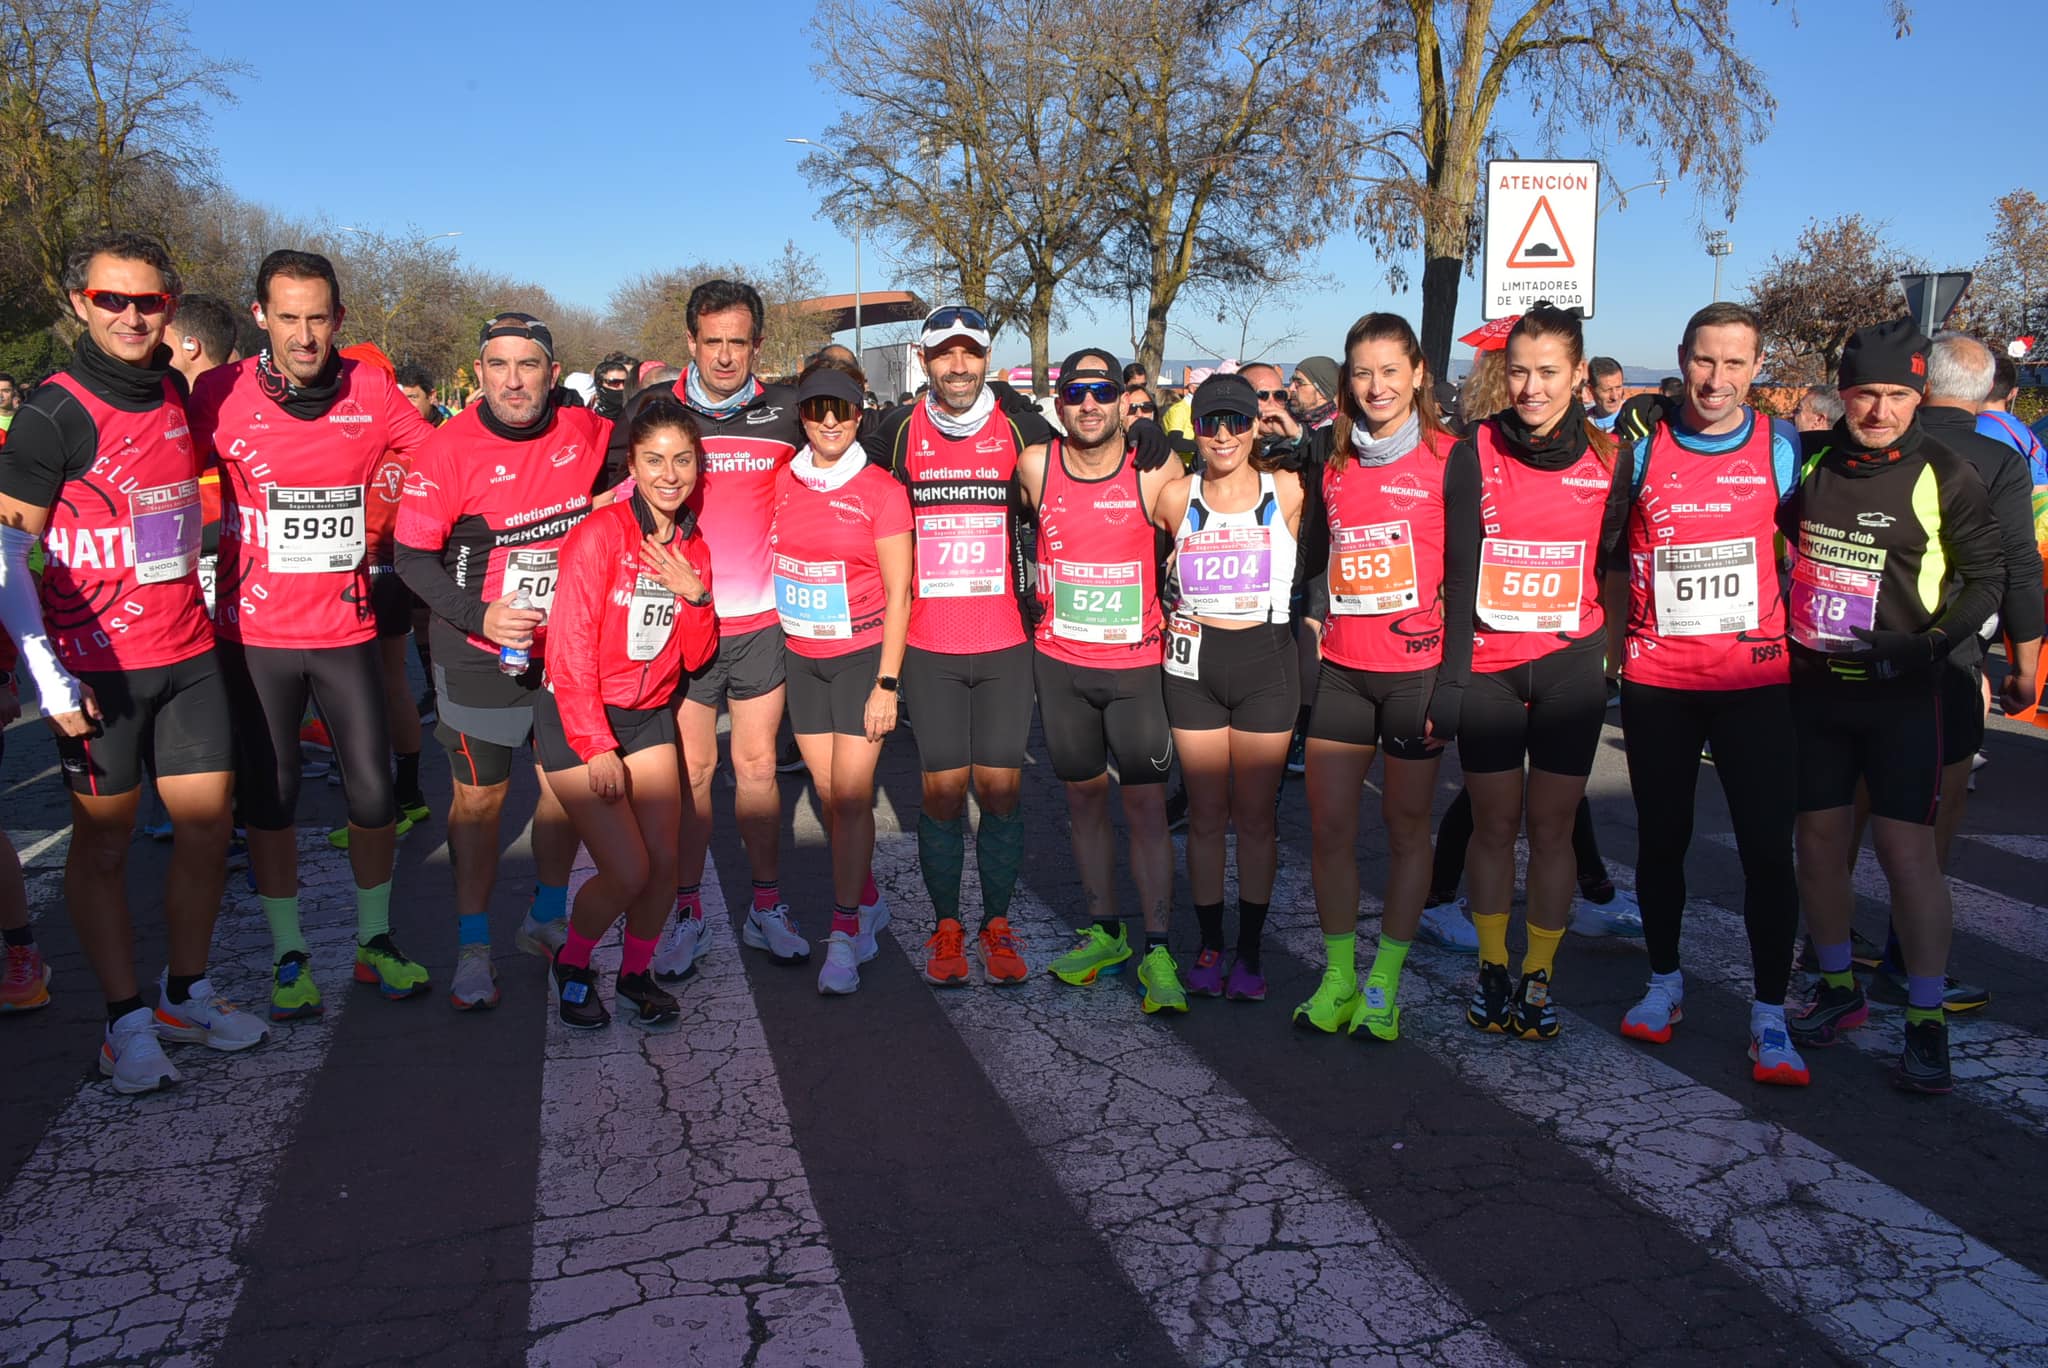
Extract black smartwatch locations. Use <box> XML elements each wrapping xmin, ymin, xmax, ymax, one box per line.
<box><xmin>875</xmin><ymin>675</ymin><xmax>899</xmax><ymax>692</ymax></box>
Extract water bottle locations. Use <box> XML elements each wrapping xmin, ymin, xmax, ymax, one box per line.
<box><xmin>499</xmin><ymin>590</ymin><xmax>533</xmax><ymax>676</ymax></box>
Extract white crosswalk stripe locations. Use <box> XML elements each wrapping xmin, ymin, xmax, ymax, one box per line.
<box><xmin>526</xmin><ymin>849</ymin><xmax>862</xmax><ymax>1368</ymax></box>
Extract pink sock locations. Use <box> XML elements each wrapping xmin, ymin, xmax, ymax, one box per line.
<box><xmin>675</xmin><ymin>884</ymin><xmax>703</xmax><ymax>921</ymax></box>
<box><xmin>560</xmin><ymin>927</ymin><xmax>599</xmax><ymax>970</ymax></box>
<box><xmin>831</xmin><ymin>904</ymin><xmax>861</xmax><ymax>937</ymax></box>
<box><xmin>861</xmin><ymin>872</ymin><xmax>879</xmax><ymax>907</ymax></box>
<box><xmin>752</xmin><ymin>880</ymin><xmax>781</xmax><ymax>912</ymax></box>
<box><xmin>620</xmin><ymin>933</ymin><xmax>657</xmax><ymax>977</ymax></box>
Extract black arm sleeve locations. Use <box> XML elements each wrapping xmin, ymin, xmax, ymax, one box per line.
<box><xmin>871</xmin><ymin>408</ymin><xmax>911</xmax><ymax>479</ymax></box>
<box><xmin>1437</xmin><ymin>443</ymin><xmax>1482</xmax><ymax>691</ymax></box>
<box><xmin>397</xmin><ymin>539</ymin><xmax>488</xmax><ymax>640</ymax></box>
<box><xmin>1926</xmin><ymin>455</ymin><xmax>2006</xmax><ymax>647</ymax></box>
<box><xmin>1594</xmin><ymin>444</ymin><xmax>1633</xmax><ymax>573</ymax></box>
<box><xmin>1984</xmin><ymin>447</ymin><xmax>2045</xmax><ymax>643</ymax></box>
<box><xmin>0</xmin><ymin>396</ymin><xmax>96</xmax><ymax>511</ymax></box>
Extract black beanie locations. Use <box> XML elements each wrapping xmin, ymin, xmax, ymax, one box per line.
<box><xmin>1837</xmin><ymin>317</ymin><xmax>1929</xmax><ymax>393</ymax></box>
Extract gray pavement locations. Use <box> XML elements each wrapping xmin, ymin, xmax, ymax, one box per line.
<box><xmin>4</xmin><ymin>671</ymin><xmax>2048</xmax><ymax>1366</ymax></box>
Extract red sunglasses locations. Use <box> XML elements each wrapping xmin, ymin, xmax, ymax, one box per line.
<box><xmin>80</xmin><ymin>289</ymin><xmax>174</xmax><ymax>316</ymax></box>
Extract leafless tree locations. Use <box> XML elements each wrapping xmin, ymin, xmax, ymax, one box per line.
<box><xmin>1749</xmin><ymin>214</ymin><xmax>1922</xmax><ymax>384</ymax></box>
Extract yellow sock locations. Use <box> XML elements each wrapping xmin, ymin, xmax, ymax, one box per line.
<box><xmin>1475</xmin><ymin>912</ymin><xmax>1510</xmax><ymax>966</ymax></box>
<box><xmin>1524</xmin><ymin>924</ymin><xmax>1565</xmax><ymax>980</ymax></box>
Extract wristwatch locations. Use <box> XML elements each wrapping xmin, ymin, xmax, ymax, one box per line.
<box><xmin>874</xmin><ymin>675</ymin><xmax>899</xmax><ymax>692</ymax></box>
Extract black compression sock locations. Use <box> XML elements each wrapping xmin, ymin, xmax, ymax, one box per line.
<box><xmin>1145</xmin><ymin>933</ymin><xmax>1170</xmax><ymax>952</ymax></box>
<box><xmin>106</xmin><ymin>995</ymin><xmax>145</xmax><ymax>1024</ymax></box>
<box><xmin>1236</xmin><ymin>899</ymin><xmax>1270</xmax><ymax>968</ymax></box>
<box><xmin>394</xmin><ymin>751</ymin><xmax>423</xmax><ymax>806</ymax></box>
<box><xmin>1095</xmin><ymin>917</ymin><xmax>1124</xmax><ymax>938</ymax></box>
<box><xmin>2</xmin><ymin>924</ymin><xmax>32</xmax><ymax>948</ymax></box>
<box><xmin>1195</xmin><ymin>902</ymin><xmax>1226</xmax><ymax>951</ymax></box>
<box><xmin>165</xmin><ymin>973</ymin><xmax>201</xmax><ymax>1005</ymax></box>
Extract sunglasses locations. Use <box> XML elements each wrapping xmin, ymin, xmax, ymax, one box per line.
<box><xmin>1252</xmin><ymin>389</ymin><xmax>1287</xmax><ymax>402</ymax></box>
<box><xmin>1127</xmin><ymin>402</ymin><xmax>1156</xmax><ymax>415</ymax></box>
<box><xmin>800</xmin><ymin>396</ymin><xmax>859</xmax><ymax>424</ymax></box>
<box><xmin>1194</xmin><ymin>412</ymin><xmax>1256</xmax><ymax>437</ymax></box>
<box><xmin>923</xmin><ymin>305</ymin><xmax>991</xmax><ymax>333</ymax></box>
<box><xmin>81</xmin><ymin>288</ymin><xmax>173</xmax><ymax>316</ymax></box>
<box><xmin>1061</xmin><ymin>380</ymin><xmax>1120</xmax><ymax>406</ymax></box>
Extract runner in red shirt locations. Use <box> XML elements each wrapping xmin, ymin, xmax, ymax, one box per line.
<box><xmin>772</xmin><ymin>361</ymin><xmax>913</xmax><ymax>995</ymax></box>
<box><xmin>190</xmin><ymin>251</ymin><xmax>439</xmax><ymax>1019</ymax></box>
<box><xmin>397</xmin><ymin>312</ymin><xmax>610</xmax><ymax>1011</ymax></box>
<box><xmin>0</xmin><ymin>231</ymin><xmax>265</xmax><ymax>1093</ymax></box>
<box><xmin>539</xmin><ymin>397</ymin><xmax>716</xmax><ymax>1029</ymax></box>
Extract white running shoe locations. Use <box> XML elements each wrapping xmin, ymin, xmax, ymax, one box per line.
<box><xmin>1415</xmin><ymin>898</ymin><xmax>1480</xmax><ymax>953</ymax></box>
<box><xmin>743</xmin><ymin>904</ymin><xmax>811</xmax><ymax>963</ymax></box>
<box><xmin>153</xmin><ymin>971</ymin><xmax>270</xmax><ymax>1051</ymax></box>
<box><xmin>817</xmin><ymin>931</ymin><xmax>860</xmax><ymax>995</ymax></box>
<box><xmin>854</xmin><ymin>889</ymin><xmax>890</xmax><ymax>964</ymax></box>
<box><xmin>1620</xmin><ymin>975</ymin><xmax>1684</xmax><ymax>1044</ymax></box>
<box><xmin>101</xmin><ymin>1006</ymin><xmax>181</xmax><ymax>1095</ymax></box>
<box><xmin>449</xmin><ymin>943</ymin><xmax>500</xmax><ymax>1010</ymax></box>
<box><xmin>515</xmin><ymin>913</ymin><xmax>568</xmax><ymax>960</ymax></box>
<box><xmin>653</xmin><ymin>916</ymin><xmax>706</xmax><ymax>982</ymax></box>
<box><xmin>1749</xmin><ymin>1015</ymin><xmax>1811</xmax><ymax>1086</ymax></box>
<box><xmin>1571</xmin><ymin>885</ymin><xmax>1644</xmax><ymax>938</ymax></box>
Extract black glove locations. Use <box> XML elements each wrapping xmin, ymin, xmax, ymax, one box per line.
<box><xmin>1845</xmin><ymin>626</ymin><xmax>1945</xmax><ymax>665</ymax></box>
<box><xmin>1129</xmin><ymin>417</ymin><xmax>1174</xmax><ymax>471</ymax></box>
<box><xmin>1425</xmin><ymin>681</ymin><xmax>1464</xmax><ymax>745</ymax></box>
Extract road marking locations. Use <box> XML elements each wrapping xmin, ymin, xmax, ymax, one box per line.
<box><xmin>17</xmin><ymin>826</ymin><xmax>69</xmax><ymax>868</ymax></box>
<box><xmin>526</xmin><ymin>849</ymin><xmax>862</xmax><ymax>1368</ymax></box>
<box><xmin>5</xmin><ymin>762</ymin><xmax>60</xmax><ymax>795</ymax></box>
<box><xmin>1265</xmin><ymin>861</ymin><xmax>2048</xmax><ymax>1365</ymax></box>
<box><xmin>874</xmin><ymin>835</ymin><xmax>1522</xmax><ymax>1368</ymax></box>
<box><xmin>0</xmin><ymin>832</ymin><xmax>359</xmax><ymax>1368</ymax></box>
<box><xmin>1962</xmin><ymin>833</ymin><xmax>2048</xmax><ymax>863</ymax></box>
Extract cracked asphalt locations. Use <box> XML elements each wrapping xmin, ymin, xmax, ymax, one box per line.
<box><xmin>3</xmin><ymin>690</ymin><xmax>2047</xmax><ymax>1367</ymax></box>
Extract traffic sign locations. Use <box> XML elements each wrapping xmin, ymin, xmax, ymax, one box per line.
<box><xmin>1483</xmin><ymin>160</ymin><xmax>1599</xmax><ymax>320</ymax></box>
<box><xmin>1895</xmin><ymin>271</ymin><xmax>1972</xmax><ymax>336</ymax></box>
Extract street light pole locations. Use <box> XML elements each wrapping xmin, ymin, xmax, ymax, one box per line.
<box><xmin>1705</xmin><ymin>229</ymin><xmax>1733</xmax><ymax>303</ymax></box>
<box><xmin>1595</xmin><ymin>177</ymin><xmax>1669</xmax><ymax>221</ymax></box>
<box><xmin>786</xmin><ymin>137</ymin><xmax>862</xmax><ymax>358</ymax></box>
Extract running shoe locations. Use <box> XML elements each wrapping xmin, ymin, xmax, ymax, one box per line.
<box><xmin>1165</xmin><ymin>786</ymin><xmax>1190</xmax><ymax>834</ymax></box>
<box><xmin>923</xmin><ymin>918</ymin><xmax>971</xmax><ymax>986</ymax></box>
<box><xmin>101</xmin><ymin>1006</ymin><xmax>181</xmax><ymax>1095</ymax></box>
<box><xmin>1509</xmin><ymin>969</ymin><xmax>1560</xmax><ymax>1041</ymax></box>
<box><xmin>1571</xmin><ymin>884</ymin><xmax>1643</xmax><ymax>938</ymax></box>
<box><xmin>1868</xmin><ymin>968</ymin><xmax>1990</xmax><ymax>1015</ymax></box>
<box><xmin>1971</xmin><ymin>750</ymin><xmax>1989</xmax><ymax>773</ymax></box>
<box><xmin>299</xmin><ymin>717</ymin><xmax>334</xmax><ymax>752</ymax></box>
<box><xmin>616</xmin><ymin>970</ymin><xmax>680</xmax><ymax>1028</ymax></box>
<box><xmin>1893</xmin><ymin>1017</ymin><xmax>1954</xmax><ymax>1095</ymax></box>
<box><xmin>977</xmin><ymin>918</ymin><xmax>1028</xmax><ymax>985</ymax></box>
<box><xmin>1349</xmin><ymin>980</ymin><xmax>1400</xmax><ymax>1042</ymax></box>
<box><xmin>1789</xmin><ymin>980</ymin><xmax>1869</xmax><ymax>1046</ymax></box>
<box><xmin>652</xmin><ymin>916</ymin><xmax>706</xmax><ymax>983</ymax></box>
<box><xmin>1620</xmin><ymin>979</ymin><xmax>1683</xmax><ymax>1044</ymax></box>
<box><xmin>0</xmin><ymin>943</ymin><xmax>51</xmax><ymax>1013</ymax></box>
<box><xmin>400</xmin><ymin>799</ymin><xmax>432</xmax><ymax>828</ymax></box>
<box><xmin>817</xmin><ymin>930</ymin><xmax>860</xmax><ymax>995</ymax></box>
<box><xmin>1049</xmin><ymin>924</ymin><xmax>1131</xmax><ymax>985</ymax></box>
<box><xmin>1749</xmin><ymin>1019</ymin><xmax>1811</xmax><ymax>1087</ymax></box>
<box><xmin>327</xmin><ymin>809</ymin><xmax>422</xmax><ymax>850</ymax></box>
<box><xmin>269</xmin><ymin>951</ymin><xmax>323</xmax><ymax>1021</ymax></box>
<box><xmin>449</xmin><ymin>943</ymin><xmax>500</xmax><ymax>1011</ymax></box>
<box><xmin>1223</xmin><ymin>957</ymin><xmax>1265</xmax><ymax>1002</ymax></box>
<box><xmin>1465</xmin><ymin>962</ymin><xmax>1514</xmax><ymax>1033</ymax></box>
<box><xmin>516</xmin><ymin>911</ymin><xmax>569</xmax><ymax>960</ymax></box>
<box><xmin>153</xmin><ymin>972</ymin><xmax>270</xmax><ymax>1051</ymax></box>
<box><xmin>742</xmin><ymin>904</ymin><xmax>812</xmax><ymax>964</ymax></box>
<box><xmin>1292</xmin><ymin>966</ymin><xmax>1361</xmax><ymax>1033</ymax></box>
<box><xmin>1415</xmin><ymin>898</ymin><xmax>1480</xmax><ymax>953</ymax></box>
<box><xmin>354</xmin><ymin>934</ymin><xmax>431</xmax><ymax>999</ymax></box>
<box><xmin>1136</xmin><ymin>946</ymin><xmax>1188</xmax><ymax>1014</ymax></box>
<box><xmin>854</xmin><ymin>889</ymin><xmax>890</xmax><ymax>964</ymax></box>
<box><xmin>552</xmin><ymin>954</ymin><xmax>609</xmax><ymax>1030</ymax></box>
<box><xmin>1187</xmin><ymin>947</ymin><xmax>1226</xmax><ymax>997</ymax></box>
<box><xmin>1285</xmin><ymin>730</ymin><xmax>1307</xmax><ymax>776</ymax></box>
<box><xmin>142</xmin><ymin>818</ymin><xmax>174</xmax><ymax>841</ymax></box>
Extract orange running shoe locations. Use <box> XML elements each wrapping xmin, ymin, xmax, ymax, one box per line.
<box><xmin>978</xmin><ymin>917</ymin><xmax>1028</xmax><ymax>985</ymax></box>
<box><xmin>923</xmin><ymin>918</ymin><xmax>970</xmax><ymax>986</ymax></box>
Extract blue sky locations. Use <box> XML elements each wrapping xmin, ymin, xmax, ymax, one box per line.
<box><xmin>187</xmin><ymin>0</ymin><xmax>2037</xmax><ymax>373</ymax></box>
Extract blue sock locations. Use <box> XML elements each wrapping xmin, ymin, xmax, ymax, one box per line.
<box><xmin>1815</xmin><ymin>940</ymin><xmax>1852</xmax><ymax>974</ymax></box>
<box><xmin>458</xmin><ymin>913</ymin><xmax>490</xmax><ymax>946</ymax></box>
<box><xmin>529</xmin><ymin>883</ymin><xmax>568</xmax><ymax>924</ymax></box>
<box><xmin>1907</xmin><ymin>974</ymin><xmax>1946</xmax><ymax>1011</ymax></box>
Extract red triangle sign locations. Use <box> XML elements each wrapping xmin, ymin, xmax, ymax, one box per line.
<box><xmin>1506</xmin><ymin>196</ymin><xmax>1575</xmax><ymax>270</ymax></box>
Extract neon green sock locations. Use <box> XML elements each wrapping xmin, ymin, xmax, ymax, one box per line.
<box><xmin>355</xmin><ymin>881</ymin><xmax>393</xmax><ymax>944</ymax></box>
<box><xmin>1822</xmin><ymin>969</ymin><xmax>1856</xmax><ymax>991</ymax></box>
<box><xmin>1323</xmin><ymin>932</ymin><xmax>1357</xmax><ymax>994</ymax></box>
<box><xmin>260</xmin><ymin>895</ymin><xmax>307</xmax><ymax>961</ymax></box>
<box><xmin>1904</xmin><ymin>1005</ymin><xmax>1944</xmax><ymax>1026</ymax></box>
<box><xmin>1366</xmin><ymin>934</ymin><xmax>1411</xmax><ymax>994</ymax></box>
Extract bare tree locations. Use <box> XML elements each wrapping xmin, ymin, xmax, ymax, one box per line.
<box><xmin>606</xmin><ymin>243</ymin><xmax>831</xmax><ymax>380</ymax></box>
<box><xmin>1342</xmin><ymin>0</ymin><xmax>1910</xmax><ymax>376</ymax></box>
<box><xmin>1749</xmin><ymin>214</ymin><xmax>1922</xmax><ymax>384</ymax></box>
<box><xmin>1170</xmin><ymin>266</ymin><xmax>1329</xmax><ymax>365</ymax></box>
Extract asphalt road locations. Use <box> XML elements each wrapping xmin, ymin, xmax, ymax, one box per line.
<box><xmin>4</xmin><ymin>658</ymin><xmax>2048</xmax><ymax>1367</ymax></box>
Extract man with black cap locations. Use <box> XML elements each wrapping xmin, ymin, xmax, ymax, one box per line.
<box><xmin>1019</xmin><ymin>347</ymin><xmax>1191</xmax><ymax>1009</ymax></box>
<box><xmin>1778</xmin><ymin>317</ymin><xmax>2004</xmax><ymax>1093</ymax></box>
<box><xmin>397</xmin><ymin>310</ymin><xmax>612</xmax><ymax>1010</ymax></box>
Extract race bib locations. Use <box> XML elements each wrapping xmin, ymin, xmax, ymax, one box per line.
<box><xmin>915</xmin><ymin>512</ymin><xmax>1006</xmax><ymax>597</ymax></box>
<box><xmin>1651</xmin><ymin>538</ymin><xmax>1760</xmax><ymax>636</ymax></box>
<box><xmin>1328</xmin><ymin>521</ymin><xmax>1418</xmax><ymax>616</ymax></box>
<box><xmin>1176</xmin><ymin>525</ymin><xmax>1271</xmax><ymax>616</ymax></box>
<box><xmin>1789</xmin><ymin>556</ymin><xmax>1878</xmax><ymax>652</ymax></box>
<box><xmin>265</xmin><ymin>485</ymin><xmax>365</xmax><ymax>575</ymax></box>
<box><xmin>198</xmin><ymin>553</ymin><xmax>217</xmax><ymax>617</ymax></box>
<box><xmin>503</xmin><ymin>548</ymin><xmax>559</xmax><ymax>613</ymax></box>
<box><xmin>1164</xmin><ymin>616</ymin><xmax>1201</xmax><ymax>680</ymax></box>
<box><xmin>775</xmin><ymin>556</ymin><xmax>852</xmax><ymax>640</ymax></box>
<box><xmin>128</xmin><ymin>480</ymin><xmax>200</xmax><ymax>584</ymax></box>
<box><xmin>627</xmin><ymin>574</ymin><xmax>677</xmax><ymax>662</ymax></box>
<box><xmin>1050</xmin><ymin>560</ymin><xmax>1142</xmax><ymax>643</ymax></box>
<box><xmin>1477</xmin><ymin>539</ymin><xmax>1583</xmax><ymax>633</ymax></box>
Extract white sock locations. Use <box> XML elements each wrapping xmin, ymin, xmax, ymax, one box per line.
<box><xmin>1649</xmin><ymin>969</ymin><xmax>1684</xmax><ymax>1003</ymax></box>
<box><xmin>1751</xmin><ymin>1000</ymin><xmax>1788</xmax><ymax>1036</ymax></box>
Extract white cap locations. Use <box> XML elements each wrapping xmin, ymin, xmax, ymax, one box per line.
<box><xmin>920</xmin><ymin>306</ymin><xmax>993</xmax><ymax>352</ymax></box>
